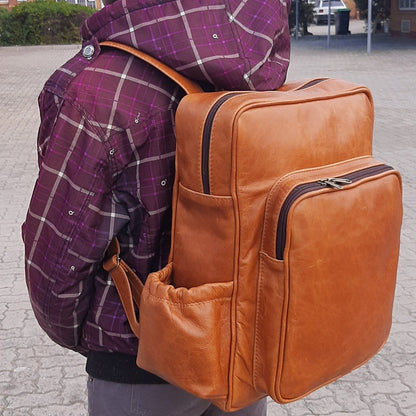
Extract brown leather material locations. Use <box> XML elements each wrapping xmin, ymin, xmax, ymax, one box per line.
<box><xmin>175</xmin><ymin>91</ymin><xmax>239</xmax><ymax>194</ymax></box>
<box><xmin>99</xmin><ymin>48</ymin><xmax>402</xmax><ymax>412</ymax></box>
<box><xmin>172</xmin><ymin>183</ymin><xmax>235</xmax><ymax>287</ymax></box>
<box><xmin>137</xmin><ymin>263</ymin><xmax>233</xmax><ymax>407</ymax></box>
<box><xmin>277</xmin><ymin>78</ymin><xmax>329</xmax><ymax>91</ymax></box>
<box><xmin>103</xmin><ymin>238</ymin><xmax>142</xmax><ymax>338</ymax></box>
<box><xmin>175</xmin><ymin>79</ymin><xmax>373</xmax><ymax>197</ymax></box>
<box><xmin>161</xmin><ymin>78</ymin><xmax>400</xmax><ymax>410</ymax></box>
<box><xmin>255</xmin><ymin>157</ymin><xmax>402</xmax><ymax>402</ymax></box>
<box><xmin>260</xmin><ymin>156</ymin><xmax>383</xmax><ymax>256</ymax></box>
<box><xmin>170</xmin><ymin>79</ymin><xmax>378</xmax><ymax>409</ymax></box>
<box><xmin>276</xmin><ymin>172</ymin><xmax>401</xmax><ymax>399</ymax></box>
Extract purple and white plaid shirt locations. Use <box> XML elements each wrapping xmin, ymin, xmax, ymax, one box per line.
<box><xmin>23</xmin><ymin>0</ymin><xmax>290</xmax><ymax>355</ymax></box>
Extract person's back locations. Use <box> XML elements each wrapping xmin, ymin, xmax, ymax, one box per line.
<box><xmin>23</xmin><ymin>0</ymin><xmax>291</xmax><ymax>414</ymax></box>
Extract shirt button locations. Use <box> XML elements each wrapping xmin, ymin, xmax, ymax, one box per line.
<box><xmin>82</xmin><ymin>45</ymin><xmax>95</xmax><ymax>59</ymax></box>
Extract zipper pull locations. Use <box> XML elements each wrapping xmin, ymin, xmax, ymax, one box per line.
<box><xmin>317</xmin><ymin>177</ymin><xmax>352</xmax><ymax>190</ymax></box>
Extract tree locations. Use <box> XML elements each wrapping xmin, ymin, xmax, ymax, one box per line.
<box><xmin>289</xmin><ymin>0</ymin><xmax>315</xmax><ymax>36</ymax></box>
<box><xmin>354</xmin><ymin>0</ymin><xmax>390</xmax><ymax>21</ymax></box>
<box><xmin>0</xmin><ymin>0</ymin><xmax>95</xmax><ymax>46</ymax></box>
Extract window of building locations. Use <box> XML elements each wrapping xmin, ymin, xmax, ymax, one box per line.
<box><xmin>400</xmin><ymin>0</ymin><xmax>416</xmax><ymax>10</ymax></box>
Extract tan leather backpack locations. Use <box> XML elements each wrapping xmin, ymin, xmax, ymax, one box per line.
<box><xmin>102</xmin><ymin>41</ymin><xmax>403</xmax><ymax>412</ymax></box>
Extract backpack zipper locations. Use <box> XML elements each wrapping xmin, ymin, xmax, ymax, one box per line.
<box><xmin>275</xmin><ymin>164</ymin><xmax>393</xmax><ymax>260</ymax></box>
<box><xmin>201</xmin><ymin>93</ymin><xmax>240</xmax><ymax>194</ymax></box>
<box><xmin>296</xmin><ymin>78</ymin><xmax>328</xmax><ymax>90</ymax></box>
<box><xmin>201</xmin><ymin>80</ymin><xmax>328</xmax><ymax>194</ymax></box>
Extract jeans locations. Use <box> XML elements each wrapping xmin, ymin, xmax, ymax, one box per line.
<box><xmin>87</xmin><ymin>377</ymin><xmax>267</xmax><ymax>416</ymax></box>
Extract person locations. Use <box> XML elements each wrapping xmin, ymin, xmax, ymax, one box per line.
<box><xmin>22</xmin><ymin>0</ymin><xmax>291</xmax><ymax>414</ymax></box>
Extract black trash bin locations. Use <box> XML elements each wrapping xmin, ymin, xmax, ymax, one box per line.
<box><xmin>335</xmin><ymin>9</ymin><xmax>350</xmax><ymax>35</ymax></box>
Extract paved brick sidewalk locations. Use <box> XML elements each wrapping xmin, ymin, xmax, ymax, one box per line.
<box><xmin>0</xmin><ymin>35</ymin><xmax>415</xmax><ymax>416</ymax></box>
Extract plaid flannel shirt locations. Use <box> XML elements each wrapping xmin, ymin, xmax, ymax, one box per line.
<box><xmin>23</xmin><ymin>0</ymin><xmax>290</xmax><ymax>355</ymax></box>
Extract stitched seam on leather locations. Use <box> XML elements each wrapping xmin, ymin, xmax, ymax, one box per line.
<box><xmin>143</xmin><ymin>290</ymin><xmax>232</xmax><ymax>306</ymax></box>
<box><xmin>253</xmin><ymin>253</ymin><xmax>266</xmax><ymax>387</ymax></box>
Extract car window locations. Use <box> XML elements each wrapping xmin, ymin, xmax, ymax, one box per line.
<box><xmin>321</xmin><ymin>0</ymin><xmax>345</xmax><ymax>6</ymax></box>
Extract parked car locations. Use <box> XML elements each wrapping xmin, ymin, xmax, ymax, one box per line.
<box><xmin>313</xmin><ymin>0</ymin><xmax>347</xmax><ymax>24</ymax></box>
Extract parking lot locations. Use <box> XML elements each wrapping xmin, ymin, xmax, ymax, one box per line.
<box><xmin>1</xmin><ymin>30</ymin><xmax>415</xmax><ymax>416</ymax></box>
<box><xmin>307</xmin><ymin>18</ymin><xmax>366</xmax><ymax>35</ymax></box>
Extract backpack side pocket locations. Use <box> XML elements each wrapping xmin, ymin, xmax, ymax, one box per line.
<box><xmin>137</xmin><ymin>263</ymin><xmax>233</xmax><ymax>409</ymax></box>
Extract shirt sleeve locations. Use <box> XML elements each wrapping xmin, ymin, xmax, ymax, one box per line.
<box><xmin>22</xmin><ymin>95</ymin><xmax>129</xmax><ymax>353</ymax></box>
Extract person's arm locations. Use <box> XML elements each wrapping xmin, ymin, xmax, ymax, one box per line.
<box><xmin>22</xmin><ymin>95</ymin><xmax>129</xmax><ymax>353</ymax></box>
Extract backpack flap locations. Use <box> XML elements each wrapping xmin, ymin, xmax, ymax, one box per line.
<box><xmin>255</xmin><ymin>157</ymin><xmax>402</xmax><ymax>402</ymax></box>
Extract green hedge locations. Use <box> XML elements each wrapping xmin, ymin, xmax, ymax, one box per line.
<box><xmin>0</xmin><ymin>0</ymin><xmax>95</xmax><ymax>46</ymax></box>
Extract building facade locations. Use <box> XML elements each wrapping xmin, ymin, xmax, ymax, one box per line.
<box><xmin>390</xmin><ymin>0</ymin><xmax>416</xmax><ymax>36</ymax></box>
<box><xmin>0</xmin><ymin>0</ymin><xmax>28</xmax><ymax>11</ymax></box>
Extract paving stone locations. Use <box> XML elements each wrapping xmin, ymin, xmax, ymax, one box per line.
<box><xmin>0</xmin><ymin>29</ymin><xmax>415</xmax><ymax>415</ymax></box>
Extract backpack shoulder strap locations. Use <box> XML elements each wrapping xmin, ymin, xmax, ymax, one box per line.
<box><xmin>103</xmin><ymin>238</ymin><xmax>142</xmax><ymax>338</ymax></box>
<box><xmin>100</xmin><ymin>40</ymin><xmax>204</xmax><ymax>95</ymax></box>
